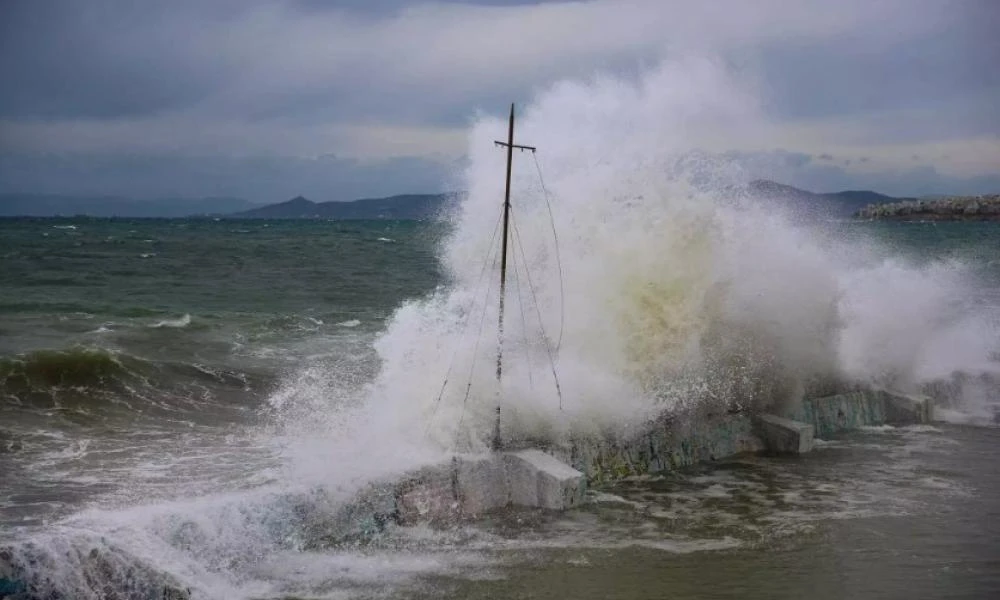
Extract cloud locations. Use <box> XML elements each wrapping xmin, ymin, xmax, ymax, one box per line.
<box><xmin>0</xmin><ymin>0</ymin><xmax>996</xmax><ymax>199</ymax></box>
<box><xmin>726</xmin><ymin>149</ymin><xmax>1000</xmax><ymax>196</ymax></box>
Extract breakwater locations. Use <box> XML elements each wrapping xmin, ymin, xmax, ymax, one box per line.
<box><xmin>0</xmin><ymin>390</ymin><xmax>934</xmax><ymax>599</ymax></box>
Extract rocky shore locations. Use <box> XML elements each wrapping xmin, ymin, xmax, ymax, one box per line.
<box><xmin>855</xmin><ymin>194</ymin><xmax>1000</xmax><ymax>221</ymax></box>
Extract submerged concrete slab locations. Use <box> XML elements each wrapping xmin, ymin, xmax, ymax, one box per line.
<box><xmin>569</xmin><ymin>411</ymin><xmax>765</xmax><ymax>485</ymax></box>
<box><xmin>793</xmin><ymin>389</ymin><xmax>936</xmax><ymax>438</ymax></box>
<box><xmin>757</xmin><ymin>414</ymin><xmax>814</xmax><ymax>454</ymax></box>
<box><xmin>882</xmin><ymin>391</ymin><xmax>934</xmax><ymax>425</ymax></box>
<box><xmin>505</xmin><ymin>449</ymin><xmax>586</xmax><ymax>510</ymax></box>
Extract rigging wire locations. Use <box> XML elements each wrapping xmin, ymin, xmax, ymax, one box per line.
<box><xmin>510</xmin><ymin>237</ymin><xmax>534</xmax><ymax>389</ymax></box>
<box><xmin>510</xmin><ymin>211</ymin><xmax>564</xmax><ymax>410</ymax></box>
<box><xmin>453</xmin><ymin>245</ymin><xmax>501</xmax><ymax>448</ymax></box>
<box><xmin>531</xmin><ymin>151</ymin><xmax>565</xmax><ymax>354</ymax></box>
<box><xmin>424</xmin><ymin>211</ymin><xmax>503</xmax><ymax>438</ymax></box>
<box><xmin>427</xmin><ymin>145</ymin><xmax>567</xmax><ymax>444</ymax></box>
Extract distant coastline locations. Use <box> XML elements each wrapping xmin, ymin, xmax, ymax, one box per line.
<box><xmin>2</xmin><ymin>183</ymin><xmax>998</xmax><ymax>220</ymax></box>
<box><xmin>855</xmin><ymin>195</ymin><xmax>1000</xmax><ymax>222</ymax></box>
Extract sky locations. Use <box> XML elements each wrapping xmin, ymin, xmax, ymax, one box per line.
<box><xmin>0</xmin><ymin>0</ymin><xmax>997</xmax><ymax>202</ymax></box>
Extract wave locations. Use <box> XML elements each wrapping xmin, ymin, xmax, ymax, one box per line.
<box><xmin>270</xmin><ymin>58</ymin><xmax>1000</xmax><ymax>461</ymax></box>
<box><xmin>0</xmin><ymin>347</ymin><xmax>135</xmax><ymax>390</ymax></box>
<box><xmin>0</xmin><ymin>346</ymin><xmax>264</xmax><ymax>416</ymax></box>
<box><xmin>149</xmin><ymin>314</ymin><xmax>191</xmax><ymax>328</ymax></box>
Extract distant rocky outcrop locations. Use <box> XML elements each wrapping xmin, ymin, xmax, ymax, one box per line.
<box><xmin>229</xmin><ymin>193</ymin><xmax>458</xmax><ymax>220</ymax></box>
<box><xmin>855</xmin><ymin>195</ymin><xmax>1000</xmax><ymax>221</ymax></box>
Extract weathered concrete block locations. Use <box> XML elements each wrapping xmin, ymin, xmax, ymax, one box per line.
<box><xmin>505</xmin><ymin>449</ymin><xmax>586</xmax><ymax>510</ymax></box>
<box><xmin>790</xmin><ymin>389</ymin><xmax>935</xmax><ymax>438</ymax></box>
<box><xmin>395</xmin><ymin>463</ymin><xmax>457</xmax><ymax>524</ymax></box>
<box><xmin>757</xmin><ymin>414</ymin><xmax>814</xmax><ymax>454</ymax></box>
<box><xmin>882</xmin><ymin>391</ymin><xmax>934</xmax><ymax>425</ymax></box>
<box><xmin>794</xmin><ymin>391</ymin><xmax>887</xmax><ymax>437</ymax></box>
<box><xmin>453</xmin><ymin>454</ymin><xmax>508</xmax><ymax>515</ymax></box>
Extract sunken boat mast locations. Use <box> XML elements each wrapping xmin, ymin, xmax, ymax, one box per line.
<box><xmin>492</xmin><ymin>103</ymin><xmax>536</xmax><ymax>451</ymax></box>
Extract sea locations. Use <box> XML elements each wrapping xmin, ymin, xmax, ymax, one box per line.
<box><xmin>1</xmin><ymin>212</ymin><xmax>998</xmax><ymax>599</ymax></box>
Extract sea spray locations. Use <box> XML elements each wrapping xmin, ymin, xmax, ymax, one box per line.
<box><xmin>351</xmin><ymin>58</ymin><xmax>999</xmax><ymax>455</ymax></box>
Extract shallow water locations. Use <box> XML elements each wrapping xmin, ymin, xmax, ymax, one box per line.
<box><xmin>355</xmin><ymin>425</ymin><xmax>1000</xmax><ymax>600</ymax></box>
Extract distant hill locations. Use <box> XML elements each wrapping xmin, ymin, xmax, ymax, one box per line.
<box><xmin>741</xmin><ymin>180</ymin><xmax>912</xmax><ymax>218</ymax></box>
<box><xmin>0</xmin><ymin>194</ymin><xmax>257</xmax><ymax>217</ymax></box>
<box><xmin>0</xmin><ymin>183</ymin><xmax>913</xmax><ymax>219</ymax></box>
<box><xmin>234</xmin><ymin>183</ymin><xmax>903</xmax><ymax>222</ymax></box>
<box><xmin>229</xmin><ymin>193</ymin><xmax>458</xmax><ymax>220</ymax></box>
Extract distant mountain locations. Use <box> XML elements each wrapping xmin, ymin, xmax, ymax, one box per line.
<box><xmin>0</xmin><ymin>183</ymin><xmax>912</xmax><ymax>219</ymax></box>
<box><xmin>742</xmin><ymin>180</ymin><xmax>912</xmax><ymax>218</ymax></box>
<box><xmin>230</xmin><ymin>193</ymin><xmax>457</xmax><ymax>220</ymax></box>
<box><xmin>0</xmin><ymin>194</ymin><xmax>257</xmax><ymax>217</ymax></box>
<box><xmin>234</xmin><ymin>195</ymin><xmax>318</xmax><ymax>219</ymax></box>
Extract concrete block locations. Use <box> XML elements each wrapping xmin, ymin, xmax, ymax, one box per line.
<box><xmin>797</xmin><ymin>391</ymin><xmax>887</xmax><ymax>437</ymax></box>
<box><xmin>882</xmin><ymin>391</ymin><xmax>934</xmax><ymax>425</ymax></box>
<box><xmin>395</xmin><ymin>463</ymin><xmax>457</xmax><ymax>524</ymax></box>
<box><xmin>757</xmin><ymin>414</ymin><xmax>814</xmax><ymax>454</ymax></box>
<box><xmin>505</xmin><ymin>449</ymin><xmax>586</xmax><ymax>510</ymax></box>
<box><xmin>453</xmin><ymin>454</ymin><xmax>509</xmax><ymax>515</ymax></box>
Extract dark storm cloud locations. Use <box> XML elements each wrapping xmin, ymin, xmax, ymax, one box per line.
<box><xmin>0</xmin><ymin>0</ymin><xmax>581</xmax><ymax>121</ymax></box>
<box><xmin>0</xmin><ymin>0</ymin><xmax>996</xmax><ymax>199</ymax></box>
<box><xmin>754</xmin><ymin>7</ymin><xmax>1000</xmax><ymax>128</ymax></box>
<box><xmin>0</xmin><ymin>1</ymin><xmax>241</xmax><ymax>119</ymax></box>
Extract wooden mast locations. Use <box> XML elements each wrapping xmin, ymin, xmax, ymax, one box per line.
<box><xmin>492</xmin><ymin>103</ymin><xmax>535</xmax><ymax>451</ymax></box>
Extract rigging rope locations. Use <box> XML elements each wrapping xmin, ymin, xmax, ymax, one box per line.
<box><xmin>531</xmin><ymin>152</ymin><xmax>565</xmax><ymax>354</ymax></box>
<box><xmin>510</xmin><ymin>240</ymin><xmax>534</xmax><ymax>389</ymax></box>
<box><xmin>428</xmin><ymin>148</ymin><xmax>568</xmax><ymax>445</ymax></box>
<box><xmin>510</xmin><ymin>211</ymin><xmax>564</xmax><ymax>410</ymax></box>
<box><xmin>425</xmin><ymin>211</ymin><xmax>503</xmax><ymax>438</ymax></box>
<box><xmin>453</xmin><ymin>253</ymin><xmax>499</xmax><ymax>448</ymax></box>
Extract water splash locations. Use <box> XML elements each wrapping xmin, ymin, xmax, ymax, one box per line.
<box><xmin>354</xmin><ymin>58</ymin><xmax>999</xmax><ymax>454</ymax></box>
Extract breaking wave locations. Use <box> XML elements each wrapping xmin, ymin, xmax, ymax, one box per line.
<box><xmin>0</xmin><ymin>347</ymin><xmax>130</xmax><ymax>391</ymax></box>
<box><xmin>324</xmin><ymin>58</ymin><xmax>1000</xmax><ymax>457</ymax></box>
<box><xmin>0</xmin><ymin>347</ymin><xmax>260</xmax><ymax>417</ymax></box>
<box><xmin>150</xmin><ymin>314</ymin><xmax>192</xmax><ymax>329</ymax></box>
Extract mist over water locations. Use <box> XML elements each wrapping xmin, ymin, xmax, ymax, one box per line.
<box><xmin>2</xmin><ymin>59</ymin><xmax>999</xmax><ymax>599</ymax></box>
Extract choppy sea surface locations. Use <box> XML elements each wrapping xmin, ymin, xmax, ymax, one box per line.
<box><xmin>1</xmin><ymin>217</ymin><xmax>998</xmax><ymax>599</ymax></box>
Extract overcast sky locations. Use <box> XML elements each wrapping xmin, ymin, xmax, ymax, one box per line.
<box><xmin>0</xmin><ymin>0</ymin><xmax>997</xmax><ymax>202</ymax></box>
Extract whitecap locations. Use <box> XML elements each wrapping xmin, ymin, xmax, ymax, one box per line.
<box><xmin>337</xmin><ymin>319</ymin><xmax>361</xmax><ymax>327</ymax></box>
<box><xmin>150</xmin><ymin>314</ymin><xmax>191</xmax><ymax>328</ymax></box>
